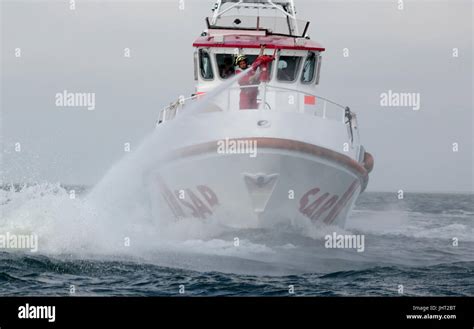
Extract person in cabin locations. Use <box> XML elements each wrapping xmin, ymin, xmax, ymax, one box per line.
<box><xmin>220</xmin><ymin>56</ymin><xmax>235</xmax><ymax>79</ymax></box>
<box><xmin>235</xmin><ymin>54</ymin><xmax>259</xmax><ymax>110</ymax></box>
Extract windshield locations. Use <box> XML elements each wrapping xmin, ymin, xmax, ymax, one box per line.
<box><xmin>277</xmin><ymin>56</ymin><xmax>302</xmax><ymax>82</ymax></box>
<box><xmin>199</xmin><ymin>49</ymin><xmax>214</xmax><ymax>80</ymax></box>
<box><xmin>301</xmin><ymin>52</ymin><xmax>317</xmax><ymax>83</ymax></box>
<box><xmin>216</xmin><ymin>54</ymin><xmax>273</xmax><ymax>79</ymax></box>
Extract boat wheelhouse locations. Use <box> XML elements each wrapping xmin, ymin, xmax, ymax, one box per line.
<box><xmin>159</xmin><ymin>0</ymin><xmax>349</xmax><ymax>123</ymax></box>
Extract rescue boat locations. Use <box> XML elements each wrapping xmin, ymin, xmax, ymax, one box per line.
<box><xmin>152</xmin><ymin>0</ymin><xmax>374</xmax><ymax>228</ymax></box>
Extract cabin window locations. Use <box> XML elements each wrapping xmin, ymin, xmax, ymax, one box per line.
<box><xmin>215</xmin><ymin>54</ymin><xmax>273</xmax><ymax>79</ymax></box>
<box><xmin>315</xmin><ymin>54</ymin><xmax>322</xmax><ymax>85</ymax></box>
<box><xmin>193</xmin><ymin>51</ymin><xmax>198</xmax><ymax>81</ymax></box>
<box><xmin>277</xmin><ymin>56</ymin><xmax>301</xmax><ymax>82</ymax></box>
<box><xmin>301</xmin><ymin>52</ymin><xmax>317</xmax><ymax>84</ymax></box>
<box><xmin>199</xmin><ymin>49</ymin><xmax>214</xmax><ymax>80</ymax></box>
<box><xmin>216</xmin><ymin>54</ymin><xmax>236</xmax><ymax>79</ymax></box>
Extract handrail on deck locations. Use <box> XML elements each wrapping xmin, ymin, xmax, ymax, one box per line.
<box><xmin>156</xmin><ymin>84</ymin><xmax>359</xmax><ymax>145</ymax></box>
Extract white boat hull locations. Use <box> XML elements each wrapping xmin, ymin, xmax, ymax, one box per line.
<box><xmin>148</xmin><ymin>111</ymin><xmax>369</xmax><ymax>228</ymax></box>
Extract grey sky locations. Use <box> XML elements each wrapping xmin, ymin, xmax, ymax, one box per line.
<box><xmin>1</xmin><ymin>0</ymin><xmax>473</xmax><ymax>193</ymax></box>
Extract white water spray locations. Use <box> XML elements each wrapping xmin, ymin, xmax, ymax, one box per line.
<box><xmin>0</xmin><ymin>68</ymin><xmax>266</xmax><ymax>260</ymax></box>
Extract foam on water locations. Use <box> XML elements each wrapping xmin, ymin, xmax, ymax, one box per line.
<box><xmin>1</xmin><ymin>182</ymin><xmax>473</xmax><ymax>275</ymax></box>
<box><xmin>349</xmin><ymin>208</ymin><xmax>474</xmax><ymax>242</ymax></box>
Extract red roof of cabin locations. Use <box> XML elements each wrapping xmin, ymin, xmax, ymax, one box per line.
<box><xmin>193</xmin><ymin>34</ymin><xmax>325</xmax><ymax>52</ymax></box>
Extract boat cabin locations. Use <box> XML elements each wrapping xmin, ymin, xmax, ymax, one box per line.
<box><xmin>159</xmin><ymin>0</ymin><xmax>348</xmax><ymax>123</ymax></box>
<box><xmin>188</xmin><ymin>0</ymin><xmax>330</xmax><ymax>115</ymax></box>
